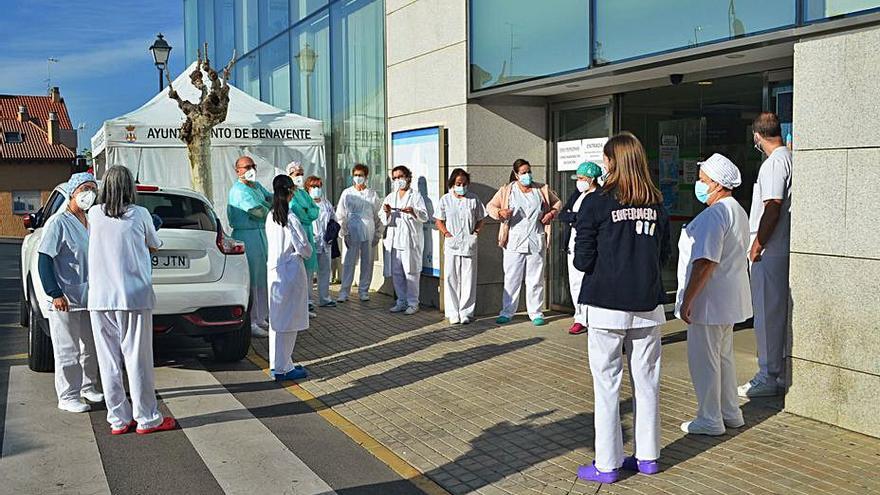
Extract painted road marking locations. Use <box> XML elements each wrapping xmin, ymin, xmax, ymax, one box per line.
<box><xmin>1</xmin><ymin>365</ymin><xmax>110</xmax><ymax>494</ymax></box>
<box><xmin>247</xmin><ymin>351</ymin><xmax>450</xmax><ymax>495</ymax></box>
<box><xmin>154</xmin><ymin>364</ymin><xmax>336</xmax><ymax>495</ymax></box>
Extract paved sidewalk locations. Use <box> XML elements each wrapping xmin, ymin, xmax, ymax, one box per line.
<box><xmin>253</xmin><ymin>290</ymin><xmax>880</xmax><ymax>495</ymax></box>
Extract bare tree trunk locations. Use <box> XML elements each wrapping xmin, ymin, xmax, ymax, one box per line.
<box><xmin>188</xmin><ymin>125</ymin><xmax>213</xmax><ymax>200</ymax></box>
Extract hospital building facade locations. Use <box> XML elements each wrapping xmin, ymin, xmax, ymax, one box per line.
<box><xmin>184</xmin><ymin>0</ymin><xmax>880</xmax><ymax>437</ymax></box>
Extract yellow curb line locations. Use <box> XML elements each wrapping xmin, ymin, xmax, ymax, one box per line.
<box><xmin>0</xmin><ymin>353</ymin><xmax>27</xmax><ymax>361</ymax></box>
<box><xmin>246</xmin><ymin>350</ymin><xmax>451</xmax><ymax>495</ymax></box>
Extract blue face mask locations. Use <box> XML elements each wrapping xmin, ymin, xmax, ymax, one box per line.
<box><xmin>694</xmin><ymin>181</ymin><xmax>711</xmax><ymax>204</ymax></box>
<box><xmin>453</xmin><ymin>185</ymin><xmax>467</xmax><ymax>195</ymax></box>
<box><xmin>518</xmin><ymin>173</ymin><xmax>532</xmax><ymax>186</ymax></box>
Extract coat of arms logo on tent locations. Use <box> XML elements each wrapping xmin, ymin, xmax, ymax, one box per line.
<box><xmin>125</xmin><ymin>125</ymin><xmax>137</xmax><ymax>143</ymax></box>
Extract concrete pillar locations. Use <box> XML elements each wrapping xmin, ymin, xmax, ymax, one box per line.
<box><xmin>787</xmin><ymin>26</ymin><xmax>880</xmax><ymax>438</ymax></box>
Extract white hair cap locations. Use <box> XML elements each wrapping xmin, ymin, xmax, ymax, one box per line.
<box><xmin>698</xmin><ymin>153</ymin><xmax>742</xmax><ymax>189</ymax></box>
<box><xmin>286</xmin><ymin>161</ymin><xmax>303</xmax><ymax>175</ymax></box>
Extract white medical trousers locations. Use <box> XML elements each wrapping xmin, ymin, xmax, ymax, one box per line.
<box><xmin>687</xmin><ymin>323</ymin><xmax>742</xmax><ymax>430</ymax></box>
<box><xmin>390</xmin><ymin>248</ymin><xmax>420</xmax><ymax>308</ymax></box>
<box><xmin>501</xmin><ymin>248</ymin><xmax>545</xmax><ymax>320</ymax></box>
<box><xmin>567</xmin><ymin>250</ymin><xmax>588</xmax><ymax>325</ymax></box>
<box><xmin>90</xmin><ymin>310</ymin><xmax>163</xmax><ymax>429</ymax></box>
<box><xmin>340</xmin><ymin>240</ymin><xmax>374</xmax><ymax>298</ymax></box>
<box><xmin>250</xmin><ymin>281</ymin><xmax>268</xmax><ymax>326</ymax></box>
<box><xmin>589</xmin><ymin>325</ymin><xmax>661</xmax><ymax>471</ymax></box>
<box><xmin>47</xmin><ymin>310</ymin><xmax>100</xmax><ymax>405</ymax></box>
<box><xmin>311</xmin><ymin>249</ymin><xmax>332</xmax><ymax>305</ymax></box>
<box><xmin>750</xmin><ymin>255</ymin><xmax>790</xmax><ymax>386</ymax></box>
<box><xmin>443</xmin><ymin>251</ymin><xmax>477</xmax><ymax>321</ymax></box>
<box><xmin>269</xmin><ymin>328</ymin><xmax>299</xmax><ymax>374</ymax></box>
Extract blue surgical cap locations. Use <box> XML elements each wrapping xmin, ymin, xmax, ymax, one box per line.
<box><xmin>65</xmin><ymin>172</ymin><xmax>96</xmax><ymax>195</ymax></box>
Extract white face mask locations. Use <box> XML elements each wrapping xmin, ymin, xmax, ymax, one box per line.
<box><xmin>243</xmin><ymin>168</ymin><xmax>257</xmax><ymax>182</ymax></box>
<box><xmin>309</xmin><ymin>187</ymin><xmax>322</xmax><ymax>199</ymax></box>
<box><xmin>292</xmin><ymin>175</ymin><xmax>305</xmax><ymax>187</ymax></box>
<box><xmin>576</xmin><ymin>180</ymin><xmax>591</xmax><ymax>193</ymax></box>
<box><xmin>392</xmin><ymin>178</ymin><xmax>407</xmax><ymax>191</ymax></box>
<box><xmin>75</xmin><ymin>190</ymin><xmax>96</xmax><ymax>210</ymax></box>
<box><xmin>352</xmin><ymin>176</ymin><xmax>366</xmax><ymax>186</ymax></box>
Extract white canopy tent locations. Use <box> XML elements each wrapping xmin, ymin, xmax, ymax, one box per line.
<box><xmin>91</xmin><ymin>61</ymin><xmax>325</xmax><ymax>228</ymax></box>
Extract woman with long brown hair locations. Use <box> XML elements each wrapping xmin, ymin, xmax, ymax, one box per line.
<box><xmin>573</xmin><ymin>132</ymin><xmax>671</xmax><ymax>483</ymax></box>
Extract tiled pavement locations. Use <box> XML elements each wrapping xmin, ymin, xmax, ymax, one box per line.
<box><xmin>253</xmin><ymin>290</ymin><xmax>880</xmax><ymax>495</ymax></box>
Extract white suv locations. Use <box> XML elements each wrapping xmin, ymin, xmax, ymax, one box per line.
<box><xmin>20</xmin><ymin>183</ymin><xmax>252</xmax><ymax>371</ymax></box>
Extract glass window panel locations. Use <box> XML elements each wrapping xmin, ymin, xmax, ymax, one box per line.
<box><xmin>260</xmin><ymin>35</ymin><xmax>291</xmax><ymax>110</ymax></box>
<box><xmin>197</xmin><ymin>0</ymin><xmax>215</xmax><ymax>61</ymax></box>
<box><xmin>470</xmin><ymin>0</ymin><xmax>589</xmax><ymax>91</ymax></box>
<box><xmin>594</xmin><ymin>1</ymin><xmax>796</xmax><ymax>64</ymax></box>
<box><xmin>331</xmin><ymin>0</ymin><xmax>386</xmax><ymax>200</ymax></box>
<box><xmin>184</xmin><ymin>0</ymin><xmax>199</xmax><ymax>63</ymax></box>
<box><xmin>291</xmin><ymin>10</ymin><xmax>330</xmax><ymax>133</ymax></box>
<box><xmin>235</xmin><ymin>52</ymin><xmax>260</xmax><ymax>99</ymax></box>
<box><xmin>214</xmin><ymin>0</ymin><xmax>236</xmax><ymax>63</ymax></box>
<box><xmin>290</xmin><ymin>0</ymin><xmax>328</xmax><ymax>24</ymax></box>
<box><xmin>235</xmin><ymin>0</ymin><xmax>259</xmax><ymax>55</ymax></box>
<box><xmin>260</xmin><ymin>0</ymin><xmax>290</xmax><ymax>42</ymax></box>
<box><xmin>805</xmin><ymin>0</ymin><xmax>880</xmax><ymax>20</ymax></box>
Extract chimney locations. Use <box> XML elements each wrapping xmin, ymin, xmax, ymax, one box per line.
<box><xmin>17</xmin><ymin>105</ymin><xmax>29</xmax><ymax>122</ymax></box>
<box><xmin>48</xmin><ymin>112</ymin><xmax>59</xmax><ymax>145</ymax></box>
<box><xmin>49</xmin><ymin>86</ymin><xmax>61</xmax><ymax>103</ymax></box>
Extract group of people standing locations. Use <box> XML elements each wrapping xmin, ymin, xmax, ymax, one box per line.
<box><xmin>39</xmin><ymin>166</ymin><xmax>177</xmax><ymax>435</ymax></box>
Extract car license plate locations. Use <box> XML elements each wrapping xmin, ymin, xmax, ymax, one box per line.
<box><xmin>151</xmin><ymin>254</ymin><xmax>190</xmax><ymax>269</ymax></box>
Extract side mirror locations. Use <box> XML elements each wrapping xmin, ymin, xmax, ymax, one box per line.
<box><xmin>23</xmin><ymin>213</ymin><xmax>37</xmax><ymax>232</ymax></box>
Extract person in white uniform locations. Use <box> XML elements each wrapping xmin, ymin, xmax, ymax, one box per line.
<box><xmin>558</xmin><ymin>161</ymin><xmax>603</xmax><ymax>335</ymax></box>
<box><xmin>266</xmin><ymin>175</ymin><xmax>313</xmax><ymax>381</ymax></box>
<box><xmin>381</xmin><ymin>165</ymin><xmax>429</xmax><ymax>315</ymax></box>
<box><xmin>436</xmin><ymin>168</ymin><xmax>486</xmax><ymax>325</ymax></box>
<box><xmin>573</xmin><ymin>133</ymin><xmax>670</xmax><ymax>483</ymax></box>
<box><xmin>336</xmin><ymin>163</ymin><xmax>381</xmax><ymax>302</ymax></box>
<box><xmin>487</xmin><ymin>159</ymin><xmax>562</xmax><ymax>326</ymax></box>
<box><xmin>306</xmin><ymin>175</ymin><xmax>338</xmax><ymax>308</ymax></box>
<box><xmin>37</xmin><ymin>172</ymin><xmax>102</xmax><ymax>413</ymax></box>
<box><xmin>88</xmin><ymin>165</ymin><xmax>176</xmax><ymax>435</ymax></box>
<box><xmin>676</xmin><ymin>153</ymin><xmax>752</xmax><ymax>436</ymax></box>
<box><xmin>740</xmin><ymin>112</ymin><xmax>793</xmax><ymax>398</ymax></box>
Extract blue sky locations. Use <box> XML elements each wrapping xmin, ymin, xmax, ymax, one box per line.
<box><xmin>0</xmin><ymin>1</ymin><xmax>185</xmax><ymax>152</ymax></box>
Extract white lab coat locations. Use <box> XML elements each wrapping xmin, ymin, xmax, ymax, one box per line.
<box><xmin>437</xmin><ymin>191</ymin><xmax>486</xmax><ymax>321</ymax></box>
<box><xmin>266</xmin><ymin>210</ymin><xmax>312</xmax><ymax>333</ymax></box>
<box><xmin>336</xmin><ymin>186</ymin><xmax>381</xmax><ymax>299</ymax></box>
<box><xmin>381</xmin><ymin>189</ymin><xmax>429</xmax><ymax>277</ymax></box>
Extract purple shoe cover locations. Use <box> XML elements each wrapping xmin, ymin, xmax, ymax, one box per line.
<box><xmin>577</xmin><ymin>462</ymin><xmax>619</xmax><ymax>484</ymax></box>
<box><xmin>622</xmin><ymin>455</ymin><xmax>660</xmax><ymax>475</ymax></box>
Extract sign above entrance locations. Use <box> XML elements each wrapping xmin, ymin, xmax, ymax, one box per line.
<box><xmin>556</xmin><ymin>137</ymin><xmax>609</xmax><ymax>171</ymax></box>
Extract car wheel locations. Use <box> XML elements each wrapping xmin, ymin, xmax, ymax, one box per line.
<box><xmin>28</xmin><ymin>304</ymin><xmax>54</xmax><ymax>372</ymax></box>
<box><xmin>211</xmin><ymin>313</ymin><xmax>251</xmax><ymax>362</ymax></box>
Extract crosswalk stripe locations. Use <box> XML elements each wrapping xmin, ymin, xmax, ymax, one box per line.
<box><xmin>154</xmin><ymin>364</ymin><xmax>336</xmax><ymax>495</ymax></box>
<box><xmin>1</xmin><ymin>365</ymin><xmax>110</xmax><ymax>494</ymax></box>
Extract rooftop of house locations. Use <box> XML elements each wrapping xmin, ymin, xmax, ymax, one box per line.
<box><xmin>0</xmin><ymin>89</ymin><xmax>76</xmax><ymax>160</ymax></box>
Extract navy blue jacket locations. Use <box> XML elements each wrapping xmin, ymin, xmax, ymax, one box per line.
<box><xmin>573</xmin><ymin>188</ymin><xmax>671</xmax><ymax>312</ymax></box>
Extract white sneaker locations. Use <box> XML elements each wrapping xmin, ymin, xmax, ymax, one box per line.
<box><xmin>359</xmin><ymin>293</ymin><xmax>371</xmax><ymax>301</ymax></box>
<box><xmin>404</xmin><ymin>306</ymin><xmax>419</xmax><ymax>315</ymax></box>
<box><xmin>251</xmin><ymin>323</ymin><xmax>269</xmax><ymax>337</ymax></box>
<box><xmin>724</xmin><ymin>417</ymin><xmax>746</xmax><ymax>429</ymax></box>
<box><xmin>81</xmin><ymin>389</ymin><xmax>104</xmax><ymax>403</ymax></box>
<box><xmin>680</xmin><ymin>420</ymin><xmax>725</xmax><ymax>436</ymax></box>
<box><xmin>737</xmin><ymin>379</ymin><xmax>779</xmax><ymax>398</ymax></box>
<box><xmin>308</xmin><ymin>311</ymin><xmax>317</xmax><ymax>318</ymax></box>
<box><xmin>390</xmin><ymin>303</ymin><xmax>407</xmax><ymax>313</ymax></box>
<box><xmin>460</xmin><ymin>316</ymin><xmax>471</xmax><ymax>325</ymax></box>
<box><xmin>58</xmin><ymin>399</ymin><xmax>90</xmax><ymax>413</ymax></box>
<box><xmin>449</xmin><ymin>317</ymin><xmax>460</xmax><ymax>325</ymax></box>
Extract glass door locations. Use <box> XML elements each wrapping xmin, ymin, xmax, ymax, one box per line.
<box><xmin>549</xmin><ymin>100</ymin><xmax>612</xmax><ymax>311</ymax></box>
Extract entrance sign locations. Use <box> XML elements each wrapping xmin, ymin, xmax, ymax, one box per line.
<box><xmin>391</xmin><ymin>127</ymin><xmax>446</xmax><ymax>277</ymax></box>
<box><xmin>557</xmin><ymin>137</ymin><xmax>609</xmax><ymax>171</ymax></box>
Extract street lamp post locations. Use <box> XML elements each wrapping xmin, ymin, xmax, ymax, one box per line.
<box><xmin>149</xmin><ymin>33</ymin><xmax>173</xmax><ymax>92</ymax></box>
<box><xmin>296</xmin><ymin>43</ymin><xmax>318</xmax><ymax>116</ymax></box>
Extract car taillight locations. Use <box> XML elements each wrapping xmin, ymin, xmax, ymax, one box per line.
<box><xmin>231</xmin><ymin>306</ymin><xmax>244</xmax><ymax>318</ymax></box>
<box><xmin>216</xmin><ymin>226</ymin><xmax>245</xmax><ymax>255</ymax></box>
<box><xmin>22</xmin><ymin>215</ymin><xmax>31</xmax><ymax>229</ymax></box>
<box><xmin>137</xmin><ymin>185</ymin><xmax>160</xmax><ymax>192</ymax></box>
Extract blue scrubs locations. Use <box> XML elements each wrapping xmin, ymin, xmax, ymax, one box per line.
<box><xmin>228</xmin><ymin>181</ymin><xmax>272</xmax><ymax>323</ymax></box>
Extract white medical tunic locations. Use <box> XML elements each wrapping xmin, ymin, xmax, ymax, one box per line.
<box><xmin>381</xmin><ymin>189</ymin><xmax>429</xmax><ymax>276</ymax></box>
<box><xmin>437</xmin><ymin>192</ymin><xmax>486</xmax><ymax>257</ymax></box>
<box><xmin>676</xmin><ymin>196</ymin><xmax>752</xmax><ymax>325</ymax></box>
<box><xmin>38</xmin><ymin>211</ymin><xmax>90</xmax><ymax>311</ymax></box>
<box><xmin>87</xmin><ymin>205</ymin><xmax>162</xmax><ymax>311</ymax></box>
<box><xmin>507</xmin><ymin>186</ymin><xmax>544</xmax><ymax>254</ymax></box>
<box><xmin>749</xmin><ymin>146</ymin><xmax>792</xmax><ymax>257</ymax></box>
<box><xmin>337</xmin><ymin>186</ymin><xmax>380</xmax><ymax>243</ymax></box>
<box><xmin>266</xmin><ymin>211</ymin><xmax>312</xmax><ymax>333</ymax></box>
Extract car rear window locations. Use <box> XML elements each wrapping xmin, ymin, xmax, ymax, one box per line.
<box><xmin>136</xmin><ymin>193</ymin><xmax>217</xmax><ymax>232</ymax></box>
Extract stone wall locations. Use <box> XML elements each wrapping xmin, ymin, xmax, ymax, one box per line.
<box><xmin>787</xmin><ymin>26</ymin><xmax>880</xmax><ymax>438</ymax></box>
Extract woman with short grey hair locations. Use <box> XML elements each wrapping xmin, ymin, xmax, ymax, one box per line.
<box><xmin>87</xmin><ymin>165</ymin><xmax>177</xmax><ymax>435</ymax></box>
